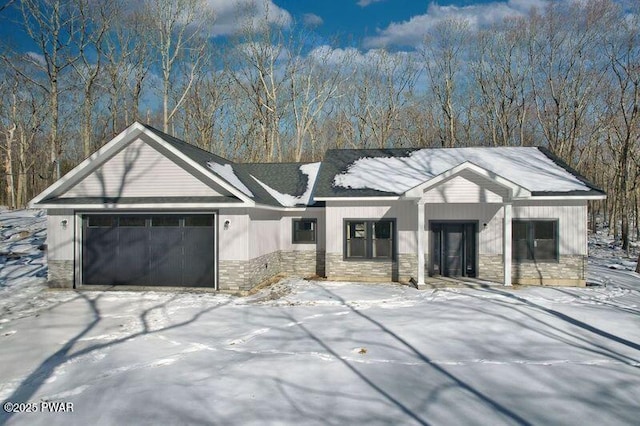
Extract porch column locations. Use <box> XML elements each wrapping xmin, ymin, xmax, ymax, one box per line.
<box><xmin>417</xmin><ymin>200</ymin><xmax>426</xmax><ymax>286</ymax></box>
<box><xmin>503</xmin><ymin>202</ymin><xmax>512</xmax><ymax>286</ymax></box>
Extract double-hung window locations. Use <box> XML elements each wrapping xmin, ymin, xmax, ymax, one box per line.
<box><xmin>293</xmin><ymin>219</ymin><xmax>316</xmax><ymax>243</ymax></box>
<box><xmin>345</xmin><ymin>220</ymin><xmax>395</xmax><ymax>260</ymax></box>
<box><xmin>512</xmin><ymin>220</ymin><xmax>558</xmax><ymax>261</ymax></box>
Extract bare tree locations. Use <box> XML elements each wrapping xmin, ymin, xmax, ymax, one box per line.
<box><xmin>8</xmin><ymin>0</ymin><xmax>88</xmax><ymax>181</ymax></box>
<box><xmin>420</xmin><ymin>19</ymin><xmax>470</xmax><ymax>148</ymax></box>
<box><xmin>142</xmin><ymin>0</ymin><xmax>212</xmax><ymax>133</ymax></box>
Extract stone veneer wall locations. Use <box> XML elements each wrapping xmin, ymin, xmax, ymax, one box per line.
<box><xmin>219</xmin><ymin>250</ymin><xmax>325</xmax><ymax>291</ymax></box>
<box><xmin>325</xmin><ymin>252</ymin><xmax>418</xmax><ymax>282</ymax></box>
<box><xmin>478</xmin><ymin>254</ymin><xmax>587</xmax><ymax>286</ymax></box>
<box><xmin>48</xmin><ymin>260</ymin><xmax>74</xmax><ymax>288</ymax></box>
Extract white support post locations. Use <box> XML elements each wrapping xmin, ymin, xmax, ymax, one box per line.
<box><xmin>417</xmin><ymin>200</ymin><xmax>426</xmax><ymax>287</ymax></box>
<box><xmin>503</xmin><ymin>203</ymin><xmax>512</xmax><ymax>286</ymax></box>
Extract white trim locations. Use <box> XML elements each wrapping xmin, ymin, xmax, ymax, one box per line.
<box><xmin>417</xmin><ymin>200</ymin><xmax>425</xmax><ymax>287</ymax></box>
<box><xmin>74</xmin><ymin>212</ymin><xmax>82</xmax><ymax>289</ymax></box>
<box><xmin>34</xmin><ymin>203</ymin><xmax>244</xmax><ymax>210</ymax></box>
<box><xmin>30</xmin><ymin>122</ymin><xmax>146</xmax><ymax>206</ymax></box>
<box><xmin>141</xmin><ymin>131</ymin><xmax>254</xmax><ymax>204</ymax></box>
<box><xmin>503</xmin><ymin>203</ymin><xmax>513</xmax><ymax>287</ymax></box>
<box><xmin>405</xmin><ymin>161</ymin><xmax>530</xmax><ymax>200</ymax></box>
<box><xmin>314</xmin><ymin>196</ymin><xmax>400</xmax><ymax>201</ymax></box>
<box><xmin>520</xmin><ymin>195</ymin><xmax>606</xmax><ymax>201</ymax></box>
<box><xmin>29</xmin><ymin>122</ymin><xmax>256</xmax><ymax>208</ymax></box>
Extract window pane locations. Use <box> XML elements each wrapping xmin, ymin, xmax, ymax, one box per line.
<box><xmin>185</xmin><ymin>216</ymin><xmax>213</xmax><ymax>227</ymax></box>
<box><xmin>88</xmin><ymin>216</ymin><xmax>115</xmax><ymax>228</ymax></box>
<box><xmin>348</xmin><ymin>222</ymin><xmax>366</xmax><ymax>239</ymax></box>
<box><xmin>294</xmin><ymin>219</ymin><xmax>316</xmax><ymax>243</ymax></box>
<box><xmin>374</xmin><ymin>221</ymin><xmax>392</xmax><ymax>239</ymax></box>
<box><xmin>535</xmin><ymin>240</ymin><xmax>556</xmax><ymax>260</ymax></box>
<box><xmin>347</xmin><ymin>239</ymin><xmax>366</xmax><ymax>258</ymax></box>
<box><xmin>152</xmin><ymin>216</ymin><xmax>180</xmax><ymax>227</ymax></box>
<box><xmin>119</xmin><ymin>216</ymin><xmax>146</xmax><ymax>227</ymax></box>
<box><xmin>513</xmin><ymin>240</ymin><xmax>532</xmax><ymax>260</ymax></box>
<box><xmin>534</xmin><ymin>221</ymin><xmax>555</xmax><ymax>239</ymax></box>
<box><xmin>373</xmin><ymin>239</ymin><xmax>392</xmax><ymax>258</ymax></box>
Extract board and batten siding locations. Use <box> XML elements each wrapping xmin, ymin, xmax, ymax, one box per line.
<box><xmin>513</xmin><ymin>201</ymin><xmax>587</xmax><ymax>255</ymax></box>
<box><xmin>280</xmin><ymin>210</ymin><xmax>326</xmax><ymax>252</ymax></box>
<box><xmin>426</xmin><ymin>201</ymin><xmax>587</xmax><ymax>256</ymax></box>
<box><xmin>218</xmin><ymin>209</ymin><xmax>249</xmax><ymax>261</ymax></box>
<box><xmin>63</xmin><ymin>138</ymin><xmax>224</xmax><ymax>198</ymax></box>
<box><xmin>248</xmin><ymin>210</ymin><xmax>281</xmax><ymax>259</ymax></box>
<box><xmin>46</xmin><ymin>209</ymin><xmax>75</xmax><ymax>261</ymax></box>
<box><xmin>423</xmin><ymin>171</ymin><xmax>508</xmax><ymax>203</ymax></box>
<box><xmin>325</xmin><ymin>200</ymin><xmax>418</xmax><ymax>254</ymax></box>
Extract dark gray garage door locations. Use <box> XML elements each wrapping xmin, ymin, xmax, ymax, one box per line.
<box><xmin>82</xmin><ymin>214</ymin><xmax>215</xmax><ymax>287</ymax></box>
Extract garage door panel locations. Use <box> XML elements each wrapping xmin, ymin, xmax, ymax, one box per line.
<box><xmin>184</xmin><ymin>227</ymin><xmax>214</xmax><ymax>287</ymax></box>
<box><xmin>117</xmin><ymin>227</ymin><xmax>150</xmax><ymax>285</ymax></box>
<box><xmin>83</xmin><ymin>225</ymin><xmax>118</xmax><ymax>285</ymax></box>
<box><xmin>150</xmin><ymin>227</ymin><xmax>183</xmax><ymax>286</ymax></box>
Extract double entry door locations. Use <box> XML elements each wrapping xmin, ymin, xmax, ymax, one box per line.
<box><xmin>431</xmin><ymin>222</ymin><xmax>477</xmax><ymax>277</ymax></box>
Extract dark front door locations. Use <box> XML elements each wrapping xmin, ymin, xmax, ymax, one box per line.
<box><xmin>82</xmin><ymin>214</ymin><xmax>215</xmax><ymax>287</ymax></box>
<box><xmin>431</xmin><ymin>222</ymin><xmax>476</xmax><ymax>277</ymax></box>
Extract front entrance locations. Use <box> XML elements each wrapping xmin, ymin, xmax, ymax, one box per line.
<box><xmin>431</xmin><ymin>222</ymin><xmax>476</xmax><ymax>277</ymax></box>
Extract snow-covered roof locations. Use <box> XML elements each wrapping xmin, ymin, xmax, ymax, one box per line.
<box><xmin>207</xmin><ymin>161</ymin><xmax>254</xmax><ymax>197</ymax></box>
<box><xmin>251</xmin><ymin>162</ymin><xmax>321</xmax><ymax>207</ymax></box>
<box><xmin>331</xmin><ymin>147</ymin><xmax>593</xmax><ymax>194</ymax></box>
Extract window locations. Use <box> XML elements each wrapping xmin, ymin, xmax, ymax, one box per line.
<box><xmin>119</xmin><ymin>216</ymin><xmax>146</xmax><ymax>227</ymax></box>
<box><xmin>151</xmin><ymin>216</ymin><xmax>180</xmax><ymax>227</ymax></box>
<box><xmin>512</xmin><ymin>220</ymin><xmax>558</xmax><ymax>261</ymax></box>
<box><xmin>345</xmin><ymin>220</ymin><xmax>395</xmax><ymax>260</ymax></box>
<box><xmin>185</xmin><ymin>216</ymin><xmax>213</xmax><ymax>227</ymax></box>
<box><xmin>87</xmin><ymin>216</ymin><xmax>115</xmax><ymax>228</ymax></box>
<box><xmin>293</xmin><ymin>219</ymin><xmax>316</xmax><ymax>243</ymax></box>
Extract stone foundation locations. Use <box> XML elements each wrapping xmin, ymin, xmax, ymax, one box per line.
<box><xmin>478</xmin><ymin>254</ymin><xmax>586</xmax><ymax>286</ymax></box>
<box><xmin>325</xmin><ymin>252</ymin><xmax>418</xmax><ymax>282</ymax></box>
<box><xmin>219</xmin><ymin>249</ymin><xmax>325</xmax><ymax>291</ymax></box>
<box><xmin>48</xmin><ymin>260</ymin><xmax>74</xmax><ymax>288</ymax></box>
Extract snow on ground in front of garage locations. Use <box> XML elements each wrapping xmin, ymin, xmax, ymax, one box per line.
<box><xmin>0</xmin><ymin>209</ymin><xmax>639</xmax><ymax>425</ymax></box>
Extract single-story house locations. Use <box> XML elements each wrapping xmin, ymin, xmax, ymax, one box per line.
<box><xmin>30</xmin><ymin>122</ymin><xmax>606</xmax><ymax>290</ymax></box>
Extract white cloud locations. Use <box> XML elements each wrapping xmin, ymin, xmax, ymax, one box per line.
<box><xmin>302</xmin><ymin>13</ymin><xmax>324</xmax><ymax>27</ymax></box>
<box><xmin>357</xmin><ymin>0</ymin><xmax>386</xmax><ymax>7</ymax></box>
<box><xmin>204</xmin><ymin>0</ymin><xmax>293</xmax><ymax>36</ymax></box>
<box><xmin>363</xmin><ymin>0</ymin><xmax>550</xmax><ymax>48</ymax></box>
<box><xmin>25</xmin><ymin>51</ymin><xmax>46</xmax><ymax>67</ymax></box>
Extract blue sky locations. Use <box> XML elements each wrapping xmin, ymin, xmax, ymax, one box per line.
<box><xmin>0</xmin><ymin>0</ymin><xmax>561</xmax><ymax>53</ymax></box>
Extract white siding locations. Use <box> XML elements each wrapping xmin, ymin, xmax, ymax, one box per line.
<box><xmin>64</xmin><ymin>138</ymin><xmax>224</xmax><ymax>198</ymax></box>
<box><xmin>47</xmin><ymin>209</ymin><xmax>75</xmax><ymax>261</ymax></box>
<box><xmin>280</xmin><ymin>210</ymin><xmax>326</xmax><ymax>252</ymax></box>
<box><xmin>326</xmin><ymin>201</ymin><xmax>417</xmax><ymax>254</ymax></box>
<box><xmin>425</xmin><ymin>203</ymin><xmax>504</xmax><ymax>255</ymax></box>
<box><xmin>423</xmin><ymin>172</ymin><xmax>506</xmax><ymax>203</ymax></box>
<box><xmin>218</xmin><ymin>209</ymin><xmax>249</xmax><ymax>261</ymax></box>
<box><xmin>249</xmin><ymin>210</ymin><xmax>281</xmax><ymax>258</ymax></box>
<box><xmin>513</xmin><ymin>201</ymin><xmax>587</xmax><ymax>255</ymax></box>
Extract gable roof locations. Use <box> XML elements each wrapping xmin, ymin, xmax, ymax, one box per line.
<box><xmin>315</xmin><ymin>146</ymin><xmax>606</xmax><ymax>199</ymax></box>
<box><xmin>30</xmin><ymin>122</ymin><xmax>605</xmax><ymax>209</ymax></box>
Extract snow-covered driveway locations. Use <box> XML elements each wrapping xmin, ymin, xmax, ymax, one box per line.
<box><xmin>1</xmin><ymin>268</ymin><xmax>639</xmax><ymax>425</ymax></box>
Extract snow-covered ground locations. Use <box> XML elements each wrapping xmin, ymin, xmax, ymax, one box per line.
<box><xmin>0</xmin><ymin>210</ymin><xmax>639</xmax><ymax>425</ymax></box>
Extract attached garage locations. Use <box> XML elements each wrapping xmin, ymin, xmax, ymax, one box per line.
<box><xmin>82</xmin><ymin>214</ymin><xmax>215</xmax><ymax>287</ymax></box>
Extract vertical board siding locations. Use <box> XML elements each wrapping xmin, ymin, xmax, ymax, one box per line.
<box><xmin>425</xmin><ymin>203</ymin><xmax>504</xmax><ymax>255</ymax></box>
<box><xmin>280</xmin><ymin>210</ymin><xmax>326</xmax><ymax>252</ymax></box>
<box><xmin>423</xmin><ymin>172</ymin><xmax>505</xmax><ymax>203</ymax></box>
<box><xmin>513</xmin><ymin>202</ymin><xmax>587</xmax><ymax>255</ymax></box>
<box><xmin>218</xmin><ymin>209</ymin><xmax>249</xmax><ymax>261</ymax></box>
<box><xmin>47</xmin><ymin>209</ymin><xmax>75</xmax><ymax>261</ymax></box>
<box><xmin>64</xmin><ymin>138</ymin><xmax>223</xmax><ymax>198</ymax></box>
<box><xmin>326</xmin><ymin>201</ymin><xmax>417</xmax><ymax>254</ymax></box>
<box><xmin>249</xmin><ymin>210</ymin><xmax>281</xmax><ymax>259</ymax></box>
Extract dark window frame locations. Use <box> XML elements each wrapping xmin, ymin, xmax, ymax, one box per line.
<box><xmin>292</xmin><ymin>218</ymin><xmax>317</xmax><ymax>244</ymax></box>
<box><xmin>512</xmin><ymin>219</ymin><xmax>559</xmax><ymax>262</ymax></box>
<box><xmin>343</xmin><ymin>219</ymin><xmax>396</xmax><ymax>261</ymax></box>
